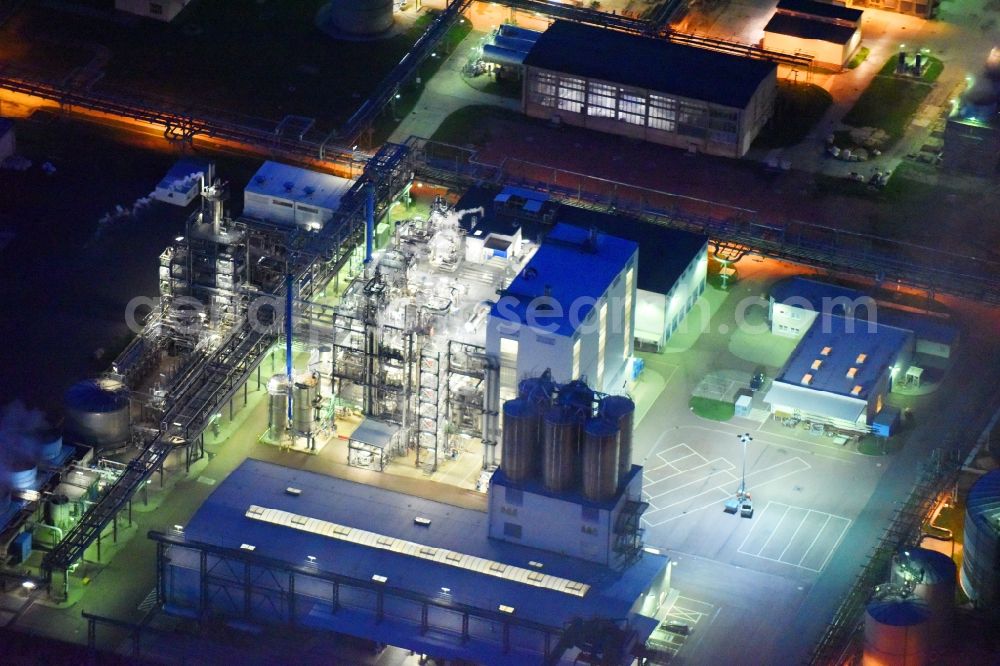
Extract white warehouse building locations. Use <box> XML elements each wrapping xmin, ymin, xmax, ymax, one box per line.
<box><xmin>243</xmin><ymin>161</ymin><xmax>355</xmax><ymax>231</ymax></box>
<box><xmin>487</xmin><ymin>223</ymin><xmax>638</xmax><ymax>401</ymax></box>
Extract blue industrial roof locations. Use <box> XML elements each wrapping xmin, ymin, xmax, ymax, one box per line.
<box><xmin>966</xmin><ymin>470</ymin><xmax>1000</xmax><ymax>536</ymax></box>
<box><xmin>764</xmin><ymin>14</ymin><xmax>857</xmax><ymax>45</ymax></box>
<box><xmin>523</xmin><ymin>21</ymin><xmax>776</xmax><ymax>109</ymax></box>
<box><xmin>245</xmin><ymin>161</ymin><xmax>354</xmax><ymax>211</ymax></box>
<box><xmin>770</xmin><ymin>277</ymin><xmax>958</xmax><ymax>345</ymax></box>
<box><xmin>491</xmin><ymin>223</ymin><xmax>638</xmax><ymax>337</ymax></box>
<box><xmin>184</xmin><ymin>459</ymin><xmax>667</xmax><ymax>632</ymax></box>
<box><xmin>777</xmin><ymin>0</ymin><xmax>863</xmax><ymax>22</ymax></box>
<box><xmin>459</xmin><ymin>186</ymin><xmax>706</xmax><ymax>297</ymax></box>
<box><xmin>775</xmin><ymin>314</ymin><xmax>911</xmax><ymax>400</ymax></box>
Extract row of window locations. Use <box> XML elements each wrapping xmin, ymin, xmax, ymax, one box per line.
<box><xmin>528</xmin><ymin>72</ymin><xmax>740</xmax><ymax>144</ymax></box>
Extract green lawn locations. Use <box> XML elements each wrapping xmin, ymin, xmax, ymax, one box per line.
<box><xmin>689</xmin><ymin>396</ymin><xmax>735</xmax><ymax>421</ymax></box>
<box><xmin>753</xmin><ymin>81</ymin><xmax>832</xmax><ymax>149</ymax></box>
<box><xmin>843</xmin><ymin>55</ymin><xmax>943</xmax><ymax>144</ymax></box>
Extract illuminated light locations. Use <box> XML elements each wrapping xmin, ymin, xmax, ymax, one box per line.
<box><xmin>846</xmin><ymin>367</ymin><xmax>858</xmax><ymax>379</ymax></box>
<box><xmin>498</xmin><ymin>604</ymin><xmax>515</xmax><ymax>614</ymax></box>
<box><xmin>395</xmin><ymin>93</ymin><xmax>401</xmax><ymax>99</ymax></box>
<box><xmin>240</xmin><ymin>543</ymin><xmax>255</xmax><ymax>551</ymax></box>
<box><xmin>431</xmin><ymin>52</ymin><xmax>437</xmax><ymax>57</ymax></box>
<box><xmin>440</xmin><ymin>587</ymin><xmax>451</xmax><ymax>594</ymax></box>
<box><xmin>285</xmin><ymin>487</ymin><xmax>302</xmax><ymax>496</ymax></box>
<box><xmin>173</xmin><ymin>524</ymin><xmax>184</xmax><ymax>531</ymax></box>
<box><xmin>372</xmin><ymin>574</ymin><xmax>388</xmax><ymax>584</ymax></box>
<box><xmin>21</xmin><ymin>580</ymin><xmax>36</xmax><ymax>591</ymax></box>
<box><xmin>174</xmin><ymin>236</ymin><xmax>184</xmax><ymax>242</ymax></box>
<box><xmin>851</xmin><ymin>385</ymin><xmax>863</xmax><ymax>396</ymax></box>
<box><xmin>307</xmin><ymin>555</ymin><xmax>317</xmax><ymax>563</ymax></box>
<box><xmin>643</xmin><ymin>546</ymin><xmax>661</xmax><ymax>555</ymax></box>
<box><xmin>811</xmin><ymin>359</ymin><xmax>823</xmax><ymax>370</ymax></box>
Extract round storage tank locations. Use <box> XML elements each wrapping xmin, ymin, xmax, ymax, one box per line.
<box><xmin>325</xmin><ymin>0</ymin><xmax>393</xmax><ymax>37</ymax></box>
<box><xmin>64</xmin><ymin>378</ymin><xmax>130</xmax><ymax>450</ymax></box>
<box><xmin>268</xmin><ymin>374</ymin><xmax>290</xmax><ymax>436</ymax></box>
<box><xmin>863</xmin><ymin>596</ymin><xmax>931</xmax><ymax>666</ymax></box>
<box><xmin>293</xmin><ymin>374</ymin><xmax>318</xmax><ymax>435</ymax></box>
<box><xmin>600</xmin><ymin>396</ymin><xmax>635</xmax><ymax>482</ymax></box>
<box><xmin>961</xmin><ymin>469</ymin><xmax>1000</xmax><ymax>608</ymax></box>
<box><xmin>7</xmin><ymin>455</ymin><xmax>37</xmax><ymax>491</ymax></box>
<box><xmin>46</xmin><ymin>494</ymin><xmax>72</xmax><ymax>529</ymax></box>
<box><xmin>582</xmin><ymin>418</ymin><xmax>619</xmax><ymax>501</ymax></box>
<box><xmin>37</xmin><ymin>429</ymin><xmax>63</xmax><ymax>463</ymax></box>
<box><xmin>501</xmin><ymin>399</ymin><xmax>540</xmax><ymax>483</ymax></box>
<box><xmin>542</xmin><ymin>406</ymin><xmax>581</xmax><ymax>493</ymax></box>
<box><xmin>892</xmin><ymin>548</ymin><xmax>955</xmax><ymax>646</ymax></box>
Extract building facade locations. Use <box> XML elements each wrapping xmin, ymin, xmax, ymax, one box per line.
<box><xmin>243</xmin><ymin>161</ymin><xmax>355</xmax><ymax>231</ymax></box>
<box><xmin>522</xmin><ymin>21</ymin><xmax>777</xmax><ymax>158</ymax></box>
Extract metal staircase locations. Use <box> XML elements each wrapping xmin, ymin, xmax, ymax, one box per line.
<box><xmin>614</xmin><ymin>500</ymin><xmax>648</xmax><ymax>569</ymax></box>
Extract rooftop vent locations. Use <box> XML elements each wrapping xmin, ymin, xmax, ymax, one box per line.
<box><xmin>283</xmin><ymin>181</ymin><xmax>294</xmax><ymax>192</ymax></box>
<box><xmin>856</xmin><ymin>353</ymin><xmax>867</xmax><ymax>364</ymax></box>
<box><xmin>802</xmin><ymin>373</ymin><xmax>813</xmax><ymax>385</ymax></box>
<box><xmin>851</xmin><ymin>385</ymin><xmax>863</xmax><ymax>395</ymax></box>
<box><xmin>414</xmin><ymin>516</ymin><xmax>432</xmax><ymax>526</ymax></box>
<box><xmin>846</xmin><ymin>368</ymin><xmax>858</xmax><ymax>379</ymax></box>
<box><xmin>286</xmin><ymin>487</ymin><xmax>302</xmax><ymax>496</ymax></box>
<box><xmin>820</xmin><ymin>346</ymin><xmax>832</xmax><ymax>356</ymax></box>
<box><xmin>303</xmin><ymin>186</ymin><xmax>316</xmax><ymax>196</ymax></box>
<box><xmin>811</xmin><ymin>359</ymin><xmax>823</xmax><ymax>370</ymax></box>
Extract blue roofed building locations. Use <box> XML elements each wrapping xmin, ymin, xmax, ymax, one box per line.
<box><xmin>151</xmin><ymin>158</ymin><xmax>214</xmax><ymax>207</ymax></box>
<box><xmin>243</xmin><ymin>161</ymin><xmax>355</xmax><ymax>231</ymax></box>
<box><xmin>154</xmin><ymin>459</ymin><xmax>671</xmax><ymax>665</ymax></box>
<box><xmin>460</xmin><ymin>186</ymin><xmax>708</xmax><ymax>353</ymax></box>
<box><xmin>521</xmin><ymin>21</ymin><xmax>777</xmax><ymax>157</ymax></box>
<box><xmin>487</xmin><ymin>223</ymin><xmax>639</xmax><ymax>400</ymax></box>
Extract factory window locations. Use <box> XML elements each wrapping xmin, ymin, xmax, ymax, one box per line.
<box><xmin>501</xmin><ymin>506</ymin><xmax>518</xmax><ymax>517</ymax></box>
<box><xmin>709</xmin><ymin>131</ymin><xmax>737</xmax><ymax>145</ymax></box>
<box><xmin>679</xmin><ymin>101</ymin><xmax>708</xmax><ymax>127</ymax></box>
<box><xmin>529</xmin><ymin>71</ymin><xmax>557</xmax><ymax>107</ymax></box>
<box><xmin>623</xmin><ymin>268</ymin><xmax>634</xmax><ymax>359</ymax></box>
<box><xmin>586</xmin><ymin>82</ymin><xmax>616</xmax><ymax>119</ymax></box>
<box><xmin>581</xmin><ymin>525</ymin><xmax>598</xmax><ymax>536</ymax></box>
<box><xmin>499</xmin><ymin>337</ymin><xmax>519</xmax><ymax>403</ymax></box>
<box><xmin>535</xmin><ymin>334</ymin><xmax>555</xmax><ymax>346</ymax></box>
<box><xmin>505</xmin><ymin>486</ymin><xmax>523</xmax><ymax>506</ymax></box>
<box><xmin>149</xmin><ymin>2</ymin><xmax>163</xmax><ymax>14</ymax></box>
<box><xmin>557</xmin><ymin>76</ymin><xmax>585</xmax><ymax>114</ymax></box>
<box><xmin>581</xmin><ymin>506</ymin><xmax>599</xmax><ymax>523</ymax></box>
<box><xmin>597</xmin><ymin>302</ymin><xmax>608</xmax><ymax>388</ymax></box>
<box><xmin>271</xmin><ymin>199</ymin><xmax>294</xmax><ymax>208</ymax></box>
<box><xmin>299</xmin><ymin>205</ymin><xmax>319</xmax><ymax>214</ymax></box>
<box><xmin>618</xmin><ymin>91</ymin><xmax>647</xmax><ymax>126</ymax></box>
<box><xmin>504</xmin><ymin>522</ymin><xmax>522</xmax><ymax>539</ymax></box>
<box><xmin>648</xmin><ymin>95</ymin><xmax>677</xmax><ymax>132</ymax></box>
<box><xmin>572</xmin><ymin>338</ymin><xmax>581</xmax><ymax>379</ymax></box>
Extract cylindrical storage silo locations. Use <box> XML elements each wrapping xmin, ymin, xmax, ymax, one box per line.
<box><xmin>37</xmin><ymin>429</ymin><xmax>63</xmax><ymax>463</ymax></box>
<box><xmin>601</xmin><ymin>396</ymin><xmax>635</xmax><ymax>482</ymax></box>
<box><xmin>8</xmin><ymin>455</ymin><xmax>37</xmax><ymax>491</ymax></box>
<box><xmin>64</xmin><ymin>378</ymin><xmax>131</xmax><ymax>450</ymax></box>
<box><xmin>892</xmin><ymin>548</ymin><xmax>955</xmax><ymax>646</ymax></box>
<box><xmin>863</xmin><ymin>596</ymin><xmax>931</xmax><ymax>666</ymax></box>
<box><xmin>961</xmin><ymin>470</ymin><xmax>1000</xmax><ymax>608</ymax></box>
<box><xmin>542</xmin><ymin>406</ymin><xmax>581</xmax><ymax>493</ymax></box>
<box><xmin>293</xmin><ymin>374</ymin><xmax>318</xmax><ymax>435</ymax></box>
<box><xmin>501</xmin><ymin>399</ymin><xmax>540</xmax><ymax>483</ymax></box>
<box><xmin>268</xmin><ymin>374</ymin><xmax>290</xmax><ymax>437</ymax></box>
<box><xmin>582</xmin><ymin>418</ymin><xmax>620</xmax><ymax>501</ymax></box>
<box><xmin>326</xmin><ymin>0</ymin><xmax>393</xmax><ymax>37</ymax></box>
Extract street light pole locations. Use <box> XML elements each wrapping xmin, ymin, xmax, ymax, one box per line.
<box><xmin>738</xmin><ymin>433</ymin><xmax>752</xmax><ymax>499</ymax></box>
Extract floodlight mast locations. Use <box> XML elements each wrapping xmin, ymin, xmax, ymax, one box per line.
<box><xmin>737</xmin><ymin>433</ymin><xmax>753</xmax><ymax>499</ymax></box>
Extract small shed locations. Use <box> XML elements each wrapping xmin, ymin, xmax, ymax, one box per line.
<box><xmin>735</xmin><ymin>395</ymin><xmax>753</xmax><ymax>418</ymax></box>
<box><xmin>152</xmin><ymin>158</ymin><xmax>213</xmax><ymax>207</ymax></box>
<box><xmin>871</xmin><ymin>406</ymin><xmax>901</xmax><ymax>438</ymax></box>
<box><xmin>348</xmin><ymin>418</ymin><xmax>401</xmax><ymax>471</ymax></box>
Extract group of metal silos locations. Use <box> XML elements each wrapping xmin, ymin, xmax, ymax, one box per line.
<box><xmin>500</xmin><ymin>375</ymin><xmax>634</xmax><ymax>502</ymax></box>
<box><xmin>268</xmin><ymin>370</ymin><xmax>321</xmax><ymax>444</ymax></box>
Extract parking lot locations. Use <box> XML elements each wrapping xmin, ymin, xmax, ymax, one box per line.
<box><xmin>738</xmin><ymin>502</ymin><xmax>852</xmax><ymax>573</ymax></box>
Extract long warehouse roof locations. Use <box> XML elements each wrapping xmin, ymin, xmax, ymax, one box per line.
<box><xmin>182</xmin><ymin>459</ymin><xmax>667</xmax><ymax>631</ymax></box>
<box><xmin>764</xmin><ymin>14</ymin><xmax>858</xmax><ymax>45</ymax></box>
<box><xmin>523</xmin><ymin>20</ymin><xmax>776</xmax><ymax>108</ymax></box>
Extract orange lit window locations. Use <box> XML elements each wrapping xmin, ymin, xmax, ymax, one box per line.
<box><xmin>811</xmin><ymin>359</ymin><xmax>823</xmax><ymax>370</ymax></box>
<box><xmin>821</xmin><ymin>346</ymin><xmax>832</xmax><ymax>356</ymax></box>
<box><xmin>846</xmin><ymin>367</ymin><xmax>858</xmax><ymax>379</ymax></box>
<box><xmin>801</xmin><ymin>373</ymin><xmax>813</xmax><ymax>385</ymax></box>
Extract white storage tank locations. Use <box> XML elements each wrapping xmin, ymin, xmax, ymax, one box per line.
<box><xmin>891</xmin><ymin>548</ymin><xmax>955</xmax><ymax>646</ymax></box>
<box><xmin>863</xmin><ymin>594</ymin><xmax>931</xmax><ymax>666</ymax></box>
<box><xmin>960</xmin><ymin>469</ymin><xmax>1000</xmax><ymax>608</ymax></box>
<box><xmin>325</xmin><ymin>0</ymin><xmax>393</xmax><ymax>37</ymax></box>
<box><xmin>64</xmin><ymin>378</ymin><xmax>130</xmax><ymax>450</ymax></box>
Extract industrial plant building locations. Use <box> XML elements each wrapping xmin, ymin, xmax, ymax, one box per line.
<box><xmin>762</xmin><ymin>0</ymin><xmax>863</xmax><ymax>70</ymax></box>
<box><xmin>243</xmin><ymin>161</ymin><xmax>356</xmax><ymax>231</ymax></box>
<box><xmin>155</xmin><ymin>445</ymin><xmax>669</xmax><ymax>664</ymax></box>
<box><xmin>522</xmin><ymin>21</ymin><xmax>778</xmax><ymax>158</ymax></box>
<box><xmin>943</xmin><ymin>49</ymin><xmax>1000</xmax><ymax>176</ymax></box>
<box><xmin>459</xmin><ymin>186</ymin><xmax>709</xmax><ymax>353</ymax></box>
<box><xmin>151</xmin><ymin>158</ymin><xmax>214</xmax><ymax>207</ymax></box>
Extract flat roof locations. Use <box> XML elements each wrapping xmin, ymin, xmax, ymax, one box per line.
<box><xmin>491</xmin><ymin>223</ymin><xmax>638</xmax><ymax>337</ymax></box>
<box><xmin>183</xmin><ymin>459</ymin><xmax>668</xmax><ymax>631</ymax></box>
<box><xmin>764</xmin><ymin>14</ymin><xmax>857</xmax><ymax>45</ymax></box>
<box><xmin>777</xmin><ymin>0</ymin><xmax>863</xmax><ymax>22</ymax></box>
<box><xmin>774</xmin><ymin>314</ymin><xmax>911</xmax><ymax>400</ymax></box>
<box><xmin>156</xmin><ymin>157</ymin><xmax>211</xmax><ymax>192</ymax></box>
<box><xmin>459</xmin><ymin>186</ymin><xmax>707</xmax><ymax>296</ymax></box>
<box><xmin>523</xmin><ymin>21</ymin><xmax>776</xmax><ymax>109</ymax></box>
<box><xmin>349</xmin><ymin>418</ymin><xmax>399</xmax><ymax>449</ymax></box>
<box><xmin>245</xmin><ymin>161</ymin><xmax>354</xmax><ymax>211</ymax></box>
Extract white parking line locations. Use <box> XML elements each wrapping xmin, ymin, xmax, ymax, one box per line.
<box><xmin>754</xmin><ymin>504</ymin><xmax>792</xmax><ymax>556</ymax></box>
<box><xmin>797</xmin><ymin>514</ymin><xmax>832</xmax><ymax>567</ymax></box>
<box><xmin>737</xmin><ymin>502</ymin><xmax>852</xmax><ymax>573</ymax></box>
